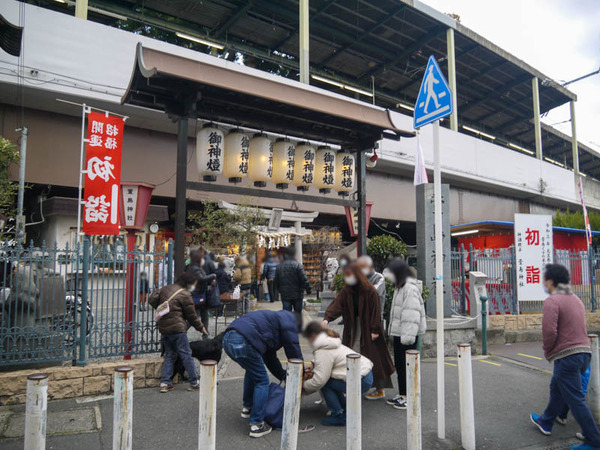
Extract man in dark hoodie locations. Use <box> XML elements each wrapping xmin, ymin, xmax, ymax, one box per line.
<box><xmin>223</xmin><ymin>309</ymin><xmax>303</xmax><ymax>438</ymax></box>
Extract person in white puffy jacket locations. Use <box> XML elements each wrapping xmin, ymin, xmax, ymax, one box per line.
<box><xmin>383</xmin><ymin>258</ymin><xmax>427</xmax><ymax>410</ymax></box>
<box><xmin>302</xmin><ymin>321</ymin><xmax>374</xmax><ymax>427</ymax></box>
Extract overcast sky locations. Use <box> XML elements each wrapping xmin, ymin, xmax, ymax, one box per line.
<box><xmin>421</xmin><ymin>0</ymin><xmax>600</xmax><ymax>153</ymax></box>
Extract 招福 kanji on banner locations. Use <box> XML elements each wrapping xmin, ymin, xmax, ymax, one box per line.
<box><xmin>83</xmin><ymin>112</ymin><xmax>124</xmax><ymax>235</ymax></box>
<box><xmin>514</xmin><ymin>213</ymin><xmax>553</xmax><ymax>302</ymax></box>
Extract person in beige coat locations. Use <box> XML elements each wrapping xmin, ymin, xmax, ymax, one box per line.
<box><xmin>302</xmin><ymin>321</ymin><xmax>374</xmax><ymax>426</ymax></box>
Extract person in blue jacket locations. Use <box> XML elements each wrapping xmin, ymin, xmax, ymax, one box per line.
<box><xmin>223</xmin><ymin>309</ymin><xmax>303</xmax><ymax>438</ymax></box>
<box><xmin>261</xmin><ymin>252</ymin><xmax>279</xmax><ymax>303</ymax></box>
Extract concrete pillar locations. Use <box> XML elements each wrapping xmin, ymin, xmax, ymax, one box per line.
<box><xmin>446</xmin><ymin>28</ymin><xmax>458</xmax><ymax>131</ymax></box>
<box><xmin>299</xmin><ymin>0</ymin><xmax>309</xmax><ymax>84</ymax></box>
<box><xmin>570</xmin><ymin>101</ymin><xmax>580</xmax><ymax>174</ymax></box>
<box><xmin>532</xmin><ymin>77</ymin><xmax>543</xmax><ymax>160</ymax></box>
<box><xmin>75</xmin><ymin>0</ymin><xmax>88</xmax><ymax>19</ymax></box>
<box><xmin>294</xmin><ymin>221</ymin><xmax>303</xmax><ymax>264</ymax></box>
<box><xmin>346</xmin><ymin>354</ymin><xmax>362</xmax><ymax>450</ymax></box>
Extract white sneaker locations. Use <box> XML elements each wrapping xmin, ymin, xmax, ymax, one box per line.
<box><xmin>241</xmin><ymin>407</ymin><xmax>251</xmax><ymax>419</ymax></box>
<box><xmin>576</xmin><ymin>432</ymin><xmax>585</xmax><ymax>441</ymax></box>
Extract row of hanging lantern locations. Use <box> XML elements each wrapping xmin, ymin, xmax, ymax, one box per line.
<box><xmin>196</xmin><ymin>124</ymin><xmax>355</xmax><ymax>196</ymax></box>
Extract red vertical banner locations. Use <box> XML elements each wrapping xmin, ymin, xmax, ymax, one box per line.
<box><xmin>82</xmin><ymin>112</ymin><xmax>124</xmax><ymax>235</ymax></box>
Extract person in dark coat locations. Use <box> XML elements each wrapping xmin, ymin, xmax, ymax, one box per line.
<box><xmin>323</xmin><ymin>262</ymin><xmax>395</xmax><ymax>401</ymax></box>
<box><xmin>148</xmin><ymin>272</ymin><xmax>207</xmax><ymax>392</ymax></box>
<box><xmin>138</xmin><ymin>271</ymin><xmax>149</xmax><ymax>312</ymax></box>
<box><xmin>261</xmin><ymin>252</ymin><xmax>279</xmax><ymax>303</ymax></box>
<box><xmin>204</xmin><ymin>251</ymin><xmax>217</xmax><ymax>275</ymax></box>
<box><xmin>223</xmin><ymin>309</ymin><xmax>303</xmax><ymax>438</ymax></box>
<box><xmin>186</xmin><ymin>249</ymin><xmax>216</xmax><ymax>335</ymax></box>
<box><xmin>215</xmin><ymin>260</ymin><xmax>232</xmax><ymax>294</ymax></box>
<box><xmin>274</xmin><ymin>245</ymin><xmax>311</xmax><ymax>312</ymax></box>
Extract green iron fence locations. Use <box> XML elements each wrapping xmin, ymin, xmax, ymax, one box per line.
<box><xmin>0</xmin><ymin>239</ymin><xmax>173</xmax><ymax>368</ymax></box>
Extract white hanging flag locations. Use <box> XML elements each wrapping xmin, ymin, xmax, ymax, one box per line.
<box><xmin>414</xmin><ymin>133</ymin><xmax>429</xmax><ymax>185</ymax></box>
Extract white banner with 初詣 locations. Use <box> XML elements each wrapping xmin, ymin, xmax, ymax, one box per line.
<box><xmin>514</xmin><ymin>214</ymin><xmax>554</xmax><ymax>301</ymax></box>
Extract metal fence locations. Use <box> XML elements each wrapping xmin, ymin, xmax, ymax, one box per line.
<box><xmin>0</xmin><ymin>239</ymin><xmax>173</xmax><ymax>368</ymax></box>
<box><xmin>450</xmin><ymin>245</ymin><xmax>599</xmax><ymax>316</ymax></box>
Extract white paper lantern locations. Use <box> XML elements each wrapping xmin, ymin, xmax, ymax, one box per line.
<box><xmin>271</xmin><ymin>138</ymin><xmax>295</xmax><ymax>189</ymax></box>
<box><xmin>196</xmin><ymin>124</ymin><xmax>224</xmax><ymax>182</ymax></box>
<box><xmin>334</xmin><ymin>151</ymin><xmax>355</xmax><ymax>196</ymax></box>
<box><xmin>314</xmin><ymin>145</ymin><xmax>336</xmax><ymax>194</ymax></box>
<box><xmin>248</xmin><ymin>133</ymin><xmax>272</xmax><ymax>187</ymax></box>
<box><xmin>224</xmin><ymin>129</ymin><xmax>249</xmax><ymax>183</ymax></box>
<box><xmin>293</xmin><ymin>142</ymin><xmax>315</xmax><ymax>192</ymax></box>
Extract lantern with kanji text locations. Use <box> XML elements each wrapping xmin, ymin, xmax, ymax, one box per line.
<box><xmin>196</xmin><ymin>124</ymin><xmax>224</xmax><ymax>182</ymax></box>
<box><xmin>271</xmin><ymin>138</ymin><xmax>295</xmax><ymax>189</ymax></box>
<box><xmin>248</xmin><ymin>133</ymin><xmax>272</xmax><ymax>187</ymax></box>
<box><xmin>334</xmin><ymin>151</ymin><xmax>355</xmax><ymax>196</ymax></box>
<box><xmin>223</xmin><ymin>129</ymin><xmax>249</xmax><ymax>183</ymax></box>
<box><xmin>314</xmin><ymin>145</ymin><xmax>336</xmax><ymax>194</ymax></box>
<box><xmin>293</xmin><ymin>142</ymin><xmax>315</xmax><ymax>192</ymax></box>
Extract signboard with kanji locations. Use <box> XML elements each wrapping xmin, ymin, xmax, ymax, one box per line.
<box><xmin>82</xmin><ymin>112</ymin><xmax>124</xmax><ymax>235</ymax></box>
<box><xmin>514</xmin><ymin>214</ymin><xmax>553</xmax><ymax>301</ymax></box>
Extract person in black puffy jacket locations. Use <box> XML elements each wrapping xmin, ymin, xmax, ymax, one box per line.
<box><xmin>274</xmin><ymin>245</ymin><xmax>311</xmax><ymax>312</ymax></box>
<box><xmin>186</xmin><ymin>249</ymin><xmax>216</xmax><ymax>334</ymax></box>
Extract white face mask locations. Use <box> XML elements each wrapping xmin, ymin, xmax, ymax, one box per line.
<box><xmin>361</xmin><ymin>268</ymin><xmax>370</xmax><ymax>277</ymax></box>
<box><xmin>200</xmin><ymin>258</ymin><xmax>205</xmax><ymax>266</ymax></box>
<box><xmin>339</xmin><ymin>260</ymin><xmax>348</xmax><ymax>267</ymax></box>
<box><xmin>188</xmin><ymin>285</ymin><xmax>196</xmax><ymax>292</ymax></box>
<box><xmin>344</xmin><ymin>276</ymin><xmax>357</xmax><ymax>286</ymax></box>
<box><xmin>383</xmin><ymin>269</ymin><xmax>396</xmax><ymax>284</ymax></box>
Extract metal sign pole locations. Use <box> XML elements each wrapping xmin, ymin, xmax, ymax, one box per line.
<box><xmin>433</xmin><ymin>120</ymin><xmax>445</xmax><ymax>439</ymax></box>
<box><xmin>77</xmin><ymin>104</ymin><xmax>90</xmax><ymax>243</ymax></box>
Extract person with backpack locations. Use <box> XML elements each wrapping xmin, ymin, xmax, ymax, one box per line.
<box><xmin>223</xmin><ymin>309</ymin><xmax>303</xmax><ymax>438</ymax></box>
<box><xmin>530</xmin><ymin>264</ymin><xmax>600</xmax><ymax>450</ymax></box>
<box><xmin>302</xmin><ymin>321</ymin><xmax>374</xmax><ymax>426</ymax></box>
<box><xmin>148</xmin><ymin>272</ymin><xmax>207</xmax><ymax>393</ymax></box>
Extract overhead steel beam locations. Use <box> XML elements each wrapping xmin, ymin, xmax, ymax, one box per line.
<box><xmin>319</xmin><ymin>4</ymin><xmax>407</xmax><ymax>66</ymax></box>
<box><xmin>186</xmin><ymin>182</ymin><xmax>359</xmax><ymax>208</ymax></box>
<box><xmin>271</xmin><ymin>0</ymin><xmax>338</xmax><ymax>50</ymax></box>
<box><xmin>460</xmin><ymin>74</ymin><xmax>530</xmax><ymax>114</ymax></box>
<box><xmin>358</xmin><ymin>26</ymin><xmax>447</xmax><ymax>82</ymax></box>
<box><xmin>212</xmin><ymin>1</ymin><xmax>254</xmax><ymax>38</ymax></box>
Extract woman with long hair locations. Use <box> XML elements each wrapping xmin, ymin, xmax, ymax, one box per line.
<box><xmin>186</xmin><ymin>248</ymin><xmax>216</xmax><ymax>335</ymax></box>
<box><xmin>383</xmin><ymin>258</ymin><xmax>426</xmax><ymax>409</ymax></box>
<box><xmin>323</xmin><ymin>262</ymin><xmax>395</xmax><ymax>400</ymax></box>
<box><xmin>302</xmin><ymin>321</ymin><xmax>374</xmax><ymax>426</ymax></box>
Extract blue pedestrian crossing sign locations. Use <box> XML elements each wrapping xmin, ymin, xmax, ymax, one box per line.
<box><xmin>413</xmin><ymin>55</ymin><xmax>453</xmax><ymax>129</ymax></box>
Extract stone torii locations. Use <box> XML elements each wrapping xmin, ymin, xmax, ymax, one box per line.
<box><xmin>217</xmin><ymin>201</ymin><xmax>319</xmax><ymax>263</ymax></box>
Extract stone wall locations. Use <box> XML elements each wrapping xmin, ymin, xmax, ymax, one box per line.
<box><xmin>0</xmin><ymin>358</ymin><xmax>163</xmax><ymax>406</ymax></box>
<box><xmin>488</xmin><ymin>312</ymin><xmax>600</xmax><ymax>332</ymax></box>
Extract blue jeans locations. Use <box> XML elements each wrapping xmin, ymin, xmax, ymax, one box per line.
<box><xmin>160</xmin><ymin>333</ymin><xmax>198</xmax><ymax>386</ymax></box>
<box><xmin>223</xmin><ymin>330</ymin><xmax>270</xmax><ymax>425</ymax></box>
<box><xmin>320</xmin><ymin>371</ymin><xmax>374</xmax><ymax>415</ymax></box>
<box><xmin>540</xmin><ymin>353</ymin><xmax>600</xmax><ymax>446</ymax></box>
<box><xmin>282</xmin><ymin>297</ymin><xmax>303</xmax><ymax>313</ymax></box>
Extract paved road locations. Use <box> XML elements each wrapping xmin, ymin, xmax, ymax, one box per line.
<box><xmin>0</xmin><ymin>303</ymin><xmax>589</xmax><ymax>449</ymax></box>
<box><xmin>489</xmin><ymin>341</ymin><xmax>553</xmax><ymax>372</ymax></box>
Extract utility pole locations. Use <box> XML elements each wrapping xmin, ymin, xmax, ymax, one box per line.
<box><xmin>16</xmin><ymin>126</ymin><xmax>28</xmax><ymax>243</ymax></box>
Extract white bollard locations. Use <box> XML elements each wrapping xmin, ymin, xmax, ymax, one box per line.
<box><xmin>458</xmin><ymin>344</ymin><xmax>476</xmax><ymax>450</ymax></box>
<box><xmin>113</xmin><ymin>366</ymin><xmax>134</xmax><ymax>450</ymax></box>
<box><xmin>198</xmin><ymin>360</ymin><xmax>218</xmax><ymax>450</ymax></box>
<box><xmin>588</xmin><ymin>334</ymin><xmax>600</xmax><ymax>422</ymax></box>
<box><xmin>281</xmin><ymin>358</ymin><xmax>303</xmax><ymax>450</ymax></box>
<box><xmin>346</xmin><ymin>354</ymin><xmax>362</xmax><ymax>450</ymax></box>
<box><xmin>24</xmin><ymin>373</ymin><xmax>48</xmax><ymax>450</ymax></box>
<box><xmin>407</xmin><ymin>350</ymin><xmax>422</xmax><ymax>450</ymax></box>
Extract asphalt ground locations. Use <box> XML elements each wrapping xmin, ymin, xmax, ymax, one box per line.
<box><xmin>0</xmin><ymin>302</ymin><xmax>589</xmax><ymax>449</ymax></box>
